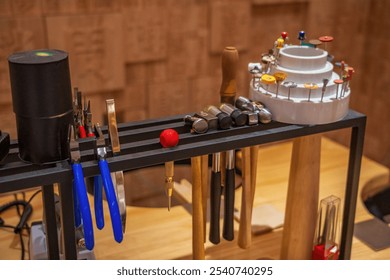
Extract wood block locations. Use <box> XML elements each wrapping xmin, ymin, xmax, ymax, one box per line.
<box><xmin>209</xmin><ymin>0</ymin><xmax>251</xmax><ymax>54</ymax></box>
<box><xmin>46</xmin><ymin>14</ymin><xmax>125</xmax><ymax>93</ymax></box>
<box><xmin>0</xmin><ymin>17</ymin><xmax>46</xmax><ymax>105</ymax></box>
<box><xmin>147</xmin><ymin>81</ymin><xmax>189</xmax><ymax>119</ymax></box>
<box><xmin>122</xmin><ymin>1</ymin><xmax>168</xmax><ymax>63</ymax></box>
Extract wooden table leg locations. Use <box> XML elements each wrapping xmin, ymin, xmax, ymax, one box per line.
<box><xmin>281</xmin><ymin>135</ymin><xmax>321</xmax><ymax>259</ymax></box>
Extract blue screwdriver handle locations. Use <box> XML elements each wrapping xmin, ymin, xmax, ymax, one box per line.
<box><xmin>72</xmin><ymin>163</ymin><xmax>94</xmax><ymax>250</ymax></box>
<box><xmin>72</xmin><ymin>180</ymin><xmax>81</xmax><ymax>228</ymax></box>
<box><xmin>98</xmin><ymin>159</ymin><xmax>123</xmax><ymax>243</ymax></box>
<box><xmin>93</xmin><ymin>175</ymin><xmax>104</xmax><ymax>230</ymax></box>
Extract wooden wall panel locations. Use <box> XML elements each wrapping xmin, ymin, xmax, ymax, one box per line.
<box><xmin>166</xmin><ymin>0</ymin><xmax>210</xmax><ymax>81</ymax></box>
<box><xmin>209</xmin><ymin>0</ymin><xmax>251</xmax><ymax>53</ymax></box>
<box><xmin>147</xmin><ymin>81</ymin><xmax>190</xmax><ymax>118</ymax></box>
<box><xmin>353</xmin><ymin>0</ymin><xmax>390</xmax><ymax>168</ymax></box>
<box><xmin>122</xmin><ymin>1</ymin><xmax>167</xmax><ymax>63</ymax></box>
<box><xmin>6</xmin><ymin>0</ymin><xmax>42</xmax><ymax>17</ymax></box>
<box><xmin>42</xmin><ymin>0</ymin><xmax>120</xmax><ymax>15</ymax></box>
<box><xmin>42</xmin><ymin>0</ymin><xmax>90</xmax><ymax>14</ymax></box>
<box><xmin>0</xmin><ymin>105</ymin><xmax>16</xmax><ymax>139</ymax></box>
<box><xmin>189</xmin><ymin>77</ymin><xmax>220</xmax><ymax>109</ymax></box>
<box><xmin>46</xmin><ymin>14</ymin><xmax>125</xmax><ymax>93</ymax></box>
<box><xmin>0</xmin><ymin>17</ymin><xmax>46</xmax><ymax>105</ymax></box>
<box><xmin>0</xmin><ymin>0</ymin><xmax>388</xmax><ymax>168</ymax></box>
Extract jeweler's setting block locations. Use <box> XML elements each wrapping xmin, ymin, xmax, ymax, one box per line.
<box><xmin>251</xmin><ymin>45</ymin><xmax>350</xmax><ymax>125</ymax></box>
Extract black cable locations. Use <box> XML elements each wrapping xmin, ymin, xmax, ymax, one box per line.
<box><xmin>26</xmin><ymin>190</ymin><xmax>42</xmax><ymax>205</ymax></box>
<box><xmin>0</xmin><ymin>189</ymin><xmax>42</xmax><ymax>260</ymax></box>
<box><xmin>13</xmin><ymin>193</ymin><xmax>23</xmax><ymax>217</ymax></box>
<box><xmin>19</xmin><ymin>231</ymin><xmax>25</xmax><ymax>260</ymax></box>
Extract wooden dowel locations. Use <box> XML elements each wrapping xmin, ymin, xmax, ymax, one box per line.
<box><xmin>201</xmin><ymin>154</ymin><xmax>209</xmax><ymax>243</ymax></box>
<box><xmin>280</xmin><ymin>134</ymin><xmax>321</xmax><ymax>259</ymax></box>
<box><xmin>191</xmin><ymin>156</ymin><xmax>205</xmax><ymax>260</ymax></box>
<box><xmin>250</xmin><ymin>146</ymin><xmax>259</xmax><ymax>203</ymax></box>
<box><xmin>238</xmin><ymin>147</ymin><xmax>252</xmax><ymax>248</ymax></box>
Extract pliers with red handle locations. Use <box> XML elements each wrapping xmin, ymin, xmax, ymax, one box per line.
<box><xmin>73</xmin><ymin>88</ymin><xmax>87</xmax><ymax>138</ymax></box>
<box><xmin>68</xmin><ymin>125</ymin><xmax>94</xmax><ymax>250</ymax></box>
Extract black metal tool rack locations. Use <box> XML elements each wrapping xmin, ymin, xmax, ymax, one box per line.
<box><xmin>0</xmin><ymin>109</ymin><xmax>366</xmax><ymax>260</ymax></box>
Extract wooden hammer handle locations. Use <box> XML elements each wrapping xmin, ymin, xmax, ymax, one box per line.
<box><xmin>191</xmin><ymin>156</ymin><xmax>205</xmax><ymax>260</ymax></box>
<box><xmin>238</xmin><ymin>146</ymin><xmax>252</xmax><ymax>248</ymax></box>
<box><xmin>220</xmin><ymin>46</ymin><xmax>239</xmax><ymax>105</ymax></box>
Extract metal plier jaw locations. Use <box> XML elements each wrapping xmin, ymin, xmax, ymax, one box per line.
<box><xmin>68</xmin><ymin>125</ymin><xmax>81</xmax><ymax>162</ymax></box>
<box><xmin>94</xmin><ymin>123</ymin><xmax>107</xmax><ymax>159</ymax></box>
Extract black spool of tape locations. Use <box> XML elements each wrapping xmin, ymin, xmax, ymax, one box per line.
<box><xmin>8</xmin><ymin>49</ymin><xmax>73</xmax><ymax>164</ymax></box>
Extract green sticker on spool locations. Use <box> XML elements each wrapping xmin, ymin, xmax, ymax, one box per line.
<box><xmin>35</xmin><ymin>51</ymin><xmax>53</xmax><ymax>57</ymax></box>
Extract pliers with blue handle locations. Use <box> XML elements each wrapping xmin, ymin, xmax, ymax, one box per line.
<box><xmin>94</xmin><ymin>123</ymin><xmax>123</xmax><ymax>243</ymax></box>
<box><xmin>68</xmin><ymin>125</ymin><xmax>94</xmax><ymax>250</ymax></box>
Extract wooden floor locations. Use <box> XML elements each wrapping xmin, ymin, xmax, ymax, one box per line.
<box><xmin>1</xmin><ymin>137</ymin><xmax>389</xmax><ymax>260</ymax></box>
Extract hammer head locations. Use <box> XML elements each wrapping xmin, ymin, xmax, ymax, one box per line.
<box><xmin>194</xmin><ymin>111</ymin><xmax>218</xmax><ymax>131</ymax></box>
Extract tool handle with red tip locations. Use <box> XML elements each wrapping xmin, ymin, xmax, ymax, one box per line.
<box><xmin>78</xmin><ymin>126</ymin><xmax>87</xmax><ymax>138</ymax></box>
<box><xmin>87</xmin><ymin>131</ymin><xmax>95</xmax><ymax>138</ymax></box>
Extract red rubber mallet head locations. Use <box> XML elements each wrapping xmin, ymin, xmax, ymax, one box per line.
<box><xmin>160</xmin><ymin>129</ymin><xmax>179</xmax><ymax>148</ymax></box>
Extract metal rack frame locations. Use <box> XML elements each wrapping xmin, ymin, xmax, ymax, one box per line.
<box><xmin>0</xmin><ymin>109</ymin><xmax>366</xmax><ymax>260</ymax></box>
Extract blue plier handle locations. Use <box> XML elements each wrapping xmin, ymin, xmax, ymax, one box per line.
<box><xmin>94</xmin><ymin>123</ymin><xmax>123</xmax><ymax>243</ymax></box>
<box><xmin>72</xmin><ymin>162</ymin><xmax>94</xmax><ymax>250</ymax></box>
<box><xmin>69</xmin><ymin>125</ymin><xmax>94</xmax><ymax>250</ymax></box>
<box><xmin>94</xmin><ymin>175</ymin><xmax>104</xmax><ymax>230</ymax></box>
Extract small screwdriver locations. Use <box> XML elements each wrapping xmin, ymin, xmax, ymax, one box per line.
<box><xmin>160</xmin><ymin>128</ymin><xmax>179</xmax><ymax>211</ymax></box>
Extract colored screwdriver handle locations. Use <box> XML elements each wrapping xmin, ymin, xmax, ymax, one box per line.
<box><xmin>72</xmin><ymin>162</ymin><xmax>94</xmax><ymax>250</ymax></box>
<box><xmin>223</xmin><ymin>164</ymin><xmax>235</xmax><ymax>241</ymax></box>
<box><xmin>209</xmin><ymin>169</ymin><xmax>222</xmax><ymax>245</ymax></box>
<box><xmin>78</xmin><ymin>125</ymin><xmax>87</xmax><ymax>138</ymax></box>
<box><xmin>98</xmin><ymin>159</ymin><xmax>123</xmax><ymax>243</ymax></box>
<box><xmin>93</xmin><ymin>175</ymin><xmax>104</xmax><ymax>230</ymax></box>
<box><xmin>72</xmin><ymin>180</ymin><xmax>82</xmax><ymax>228</ymax></box>
<box><xmin>87</xmin><ymin>131</ymin><xmax>95</xmax><ymax>138</ymax></box>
